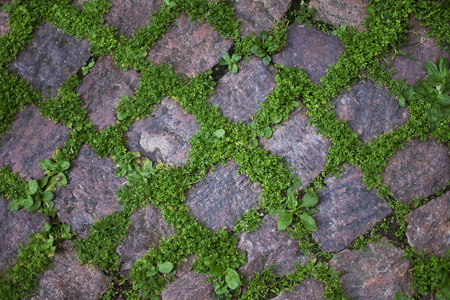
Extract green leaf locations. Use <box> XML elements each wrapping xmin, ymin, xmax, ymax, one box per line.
<box><xmin>267</xmin><ymin>44</ymin><xmax>279</xmax><ymax>53</ymax></box>
<box><xmin>214</xmin><ymin>129</ymin><xmax>225</xmax><ymax>138</ymax></box>
<box><xmin>44</xmin><ymin>222</ymin><xmax>51</xmax><ymax>232</ymax></box>
<box><xmin>262</xmin><ymin>55</ymin><xmax>271</xmax><ymax>66</ymax></box>
<box><xmin>299</xmin><ymin>214</ymin><xmax>318</xmax><ymax>231</ymax></box>
<box><xmin>60</xmin><ymin>161</ymin><xmax>70</xmax><ymax>171</ymax></box>
<box><xmin>40</xmin><ymin>159</ymin><xmax>57</xmax><ymax>171</ymax></box>
<box><xmin>214</xmin><ymin>281</ymin><xmax>227</xmax><ymax>294</ymax></box>
<box><xmin>56</xmin><ymin>173</ymin><xmax>67</xmax><ymax>186</ymax></box>
<box><xmin>45</xmin><ymin>175</ymin><xmax>58</xmax><ymax>192</ymax></box>
<box><xmin>437</xmin><ymin>93</ymin><xmax>450</xmax><ymax>106</ymax></box>
<box><xmin>438</xmin><ymin>57</ymin><xmax>449</xmax><ymax>76</ymax></box>
<box><xmin>218</xmin><ymin>58</ymin><xmax>228</xmax><ymax>66</ymax></box>
<box><xmin>147</xmin><ymin>267</ymin><xmax>158</xmax><ymax>277</ymax></box>
<box><xmin>247</xmin><ymin>123</ymin><xmax>258</xmax><ymax>130</ymax></box>
<box><xmin>7</xmin><ymin>199</ymin><xmax>19</xmax><ymax>211</ymax></box>
<box><xmin>229</xmin><ymin>63</ymin><xmax>238</xmax><ymax>74</ymax></box>
<box><xmin>157</xmin><ymin>262</ymin><xmax>174</xmax><ymax>274</ymax></box>
<box><xmin>299</xmin><ymin>192</ymin><xmax>319</xmax><ymax>208</ymax></box>
<box><xmin>271</xmin><ymin>114</ymin><xmax>282</xmax><ymax>124</ymax></box>
<box><xmin>88</xmin><ymin>61</ymin><xmax>95</xmax><ymax>68</ymax></box>
<box><xmin>204</xmin><ymin>254</ymin><xmax>218</xmax><ymax>268</ymax></box>
<box><xmin>263</xmin><ymin>127</ymin><xmax>272</xmax><ymax>139</ymax></box>
<box><xmin>424</xmin><ymin>60</ymin><xmax>439</xmax><ymax>76</ymax></box>
<box><xmin>231</xmin><ymin>54</ymin><xmax>241</xmax><ymax>62</ymax></box>
<box><xmin>26</xmin><ymin>199</ymin><xmax>41</xmax><ymax>212</ymax></box>
<box><xmin>398</xmin><ymin>96</ymin><xmax>406</xmax><ymax>107</ymax></box>
<box><xmin>277</xmin><ymin>211</ymin><xmax>293</xmax><ymax>231</ymax></box>
<box><xmin>117</xmin><ymin>110</ymin><xmax>128</xmax><ymax>121</ymax></box>
<box><xmin>394</xmin><ymin>291</ymin><xmax>413</xmax><ymax>300</ymax></box>
<box><xmin>225</xmin><ymin>268</ymin><xmax>241</xmax><ymax>290</ymax></box>
<box><xmin>286</xmin><ymin>185</ymin><xmax>298</xmax><ymax>210</ymax></box>
<box><xmin>29</xmin><ymin>179</ymin><xmax>38</xmax><ymax>195</ymax></box>
<box><xmin>222</xmin><ymin>52</ymin><xmax>231</xmax><ymax>63</ymax></box>
<box><xmin>42</xmin><ymin>191</ymin><xmax>54</xmax><ymax>203</ymax></box>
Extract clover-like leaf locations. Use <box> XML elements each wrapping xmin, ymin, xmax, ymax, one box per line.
<box><xmin>214</xmin><ymin>129</ymin><xmax>225</xmax><ymax>138</ymax></box>
<box><xmin>229</xmin><ymin>63</ymin><xmax>238</xmax><ymax>74</ymax></box>
<box><xmin>117</xmin><ymin>110</ymin><xmax>128</xmax><ymax>121</ymax></box>
<box><xmin>262</xmin><ymin>55</ymin><xmax>271</xmax><ymax>66</ymax></box>
<box><xmin>157</xmin><ymin>261</ymin><xmax>174</xmax><ymax>274</ymax></box>
<box><xmin>60</xmin><ymin>161</ymin><xmax>70</xmax><ymax>171</ymax></box>
<box><xmin>225</xmin><ymin>268</ymin><xmax>241</xmax><ymax>290</ymax></box>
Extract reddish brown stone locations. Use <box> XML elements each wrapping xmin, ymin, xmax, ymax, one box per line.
<box><xmin>126</xmin><ymin>98</ymin><xmax>199</xmax><ymax>165</ymax></box>
<box><xmin>309</xmin><ymin>0</ymin><xmax>369</xmax><ymax>31</ymax></box>
<box><xmin>0</xmin><ymin>9</ymin><xmax>9</xmax><ymax>36</ymax></box>
<box><xmin>381</xmin><ymin>139</ymin><xmax>450</xmax><ymax>204</ymax></box>
<box><xmin>332</xmin><ymin>80</ymin><xmax>410</xmax><ymax>143</ymax></box>
<box><xmin>54</xmin><ymin>145</ymin><xmax>125</xmax><ymax>238</ymax></box>
<box><xmin>186</xmin><ymin>160</ymin><xmax>262</xmax><ymax>231</ymax></box>
<box><xmin>272</xmin><ymin>278</ymin><xmax>326</xmax><ymax>300</ymax></box>
<box><xmin>8</xmin><ymin>23</ymin><xmax>90</xmax><ymax>98</ymax></box>
<box><xmin>0</xmin><ymin>198</ymin><xmax>46</xmax><ymax>273</ymax></box>
<box><xmin>406</xmin><ymin>192</ymin><xmax>450</xmax><ymax>257</ymax></box>
<box><xmin>312</xmin><ymin>165</ymin><xmax>392</xmax><ymax>252</ymax></box>
<box><xmin>208</xmin><ymin>56</ymin><xmax>276</xmax><ymax>123</ymax></box>
<box><xmin>259</xmin><ymin>106</ymin><xmax>331</xmax><ymax>189</ymax></box>
<box><xmin>76</xmin><ymin>55</ymin><xmax>141</xmax><ymax>131</ymax></box>
<box><xmin>147</xmin><ymin>13</ymin><xmax>233</xmax><ymax>77</ymax></box>
<box><xmin>272</xmin><ymin>23</ymin><xmax>344</xmax><ymax>85</ymax></box>
<box><xmin>329</xmin><ymin>237</ymin><xmax>413</xmax><ymax>299</ymax></box>
<box><xmin>0</xmin><ymin>106</ymin><xmax>69</xmax><ymax>181</ymax></box>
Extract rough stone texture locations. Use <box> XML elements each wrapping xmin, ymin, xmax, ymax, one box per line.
<box><xmin>117</xmin><ymin>204</ymin><xmax>174</xmax><ymax>275</ymax></box>
<box><xmin>8</xmin><ymin>23</ymin><xmax>90</xmax><ymax>98</ymax></box>
<box><xmin>104</xmin><ymin>0</ymin><xmax>162</xmax><ymax>38</ymax></box>
<box><xmin>0</xmin><ymin>199</ymin><xmax>46</xmax><ymax>273</ymax></box>
<box><xmin>238</xmin><ymin>215</ymin><xmax>309</xmax><ymax>277</ymax></box>
<box><xmin>233</xmin><ymin>0</ymin><xmax>291</xmax><ymax>36</ymax></box>
<box><xmin>392</xmin><ymin>18</ymin><xmax>450</xmax><ymax>85</ymax></box>
<box><xmin>186</xmin><ymin>160</ymin><xmax>262</xmax><ymax>231</ymax></box>
<box><xmin>271</xmin><ymin>278</ymin><xmax>326</xmax><ymax>300</ymax></box>
<box><xmin>76</xmin><ymin>55</ymin><xmax>141</xmax><ymax>131</ymax></box>
<box><xmin>0</xmin><ymin>8</ymin><xmax>9</xmax><ymax>36</ymax></box>
<box><xmin>208</xmin><ymin>56</ymin><xmax>276</xmax><ymax>123</ymax></box>
<box><xmin>329</xmin><ymin>237</ymin><xmax>413</xmax><ymax>299</ymax></box>
<box><xmin>147</xmin><ymin>13</ymin><xmax>233</xmax><ymax>77</ymax></box>
<box><xmin>312</xmin><ymin>165</ymin><xmax>392</xmax><ymax>252</ymax></box>
<box><xmin>406</xmin><ymin>192</ymin><xmax>450</xmax><ymax>257</ymax></box>
<box><xmin>259</xmin><ymin>106</ymin><xmax>331</xmax><ymax>189</ymax></box>
<box><xmin>126</xmin><ymin>98</ymin><xmax>199</xmax><ymax>165</ymax></box>
<box><xmin>272</xmin><ymin>23</ymin><xmax>344</xmax><ymax>85</ymax></box>
<box><xmin>30</xmin><ymin>241</ymin><xmax>110</xmax><ymax>300</ymax></box>
<box><xmin>309</xmin><ymin>0</ymin><xmax>369</xmax><ymax>31</ymax></box>
<box><xmin>332</xmin><ymin>80</ymin><xmax>410</xmax><ymax>143</ymax></box>
<box><xmin>381</xmin><ymin>138</ymin><xmax>450</xmax><ymax>204</ymax></box>
<box><xmin>54</xmin><ymin>145</ymin><xmax>125</xmax><ymax>238</ymax></box>
<box><xmin>0</xmin><ymin>106</ymin><xmax>69</xmax><ymax>181</ymax></box>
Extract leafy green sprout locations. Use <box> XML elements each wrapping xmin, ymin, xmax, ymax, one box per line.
<box><xmin>203</xmin><ymin>254</ymin><xmax>241</xmax><ymax>297</ymax></box>
<box><xmin>219</xmin><ymin>53</ymin><xmax>242</xmax><ymax>74</ymax></box>
<box><xmin>112</xmin><ymin>151</ymin><xmax>155</xmax><ymax>187</ymax></box>
<box><xmin>250</xmin><ymin>29</ymin><xmax>283</xmax><ymax>66</ymax></box>
<box><xmin>82</xmin><ymin>61</ymin><xmax>95</xmax><ymax>76</ymax></box>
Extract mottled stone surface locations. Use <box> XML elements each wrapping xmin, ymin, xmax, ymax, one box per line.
<box><xmin>272</xmin><ymin>278</ymin><xmax>326</xmax><ymax>300</ymax></box>
<box><xmin>0</xmin><ymin>9</ymin><xmax>9</xmax><ymax>36</ymax></box>
<box><xmin>186</xmin><ymin>160</ymin><xmax>262</xmax><ymax>231</ymax></box>
<box><xmin>329</xmin><ymin>237</ymin><xmax>413</xmax><ymax>299</ymax></box>
<box><xmin>233</xmin><ymin>0</ymin><xmax>291</xmax><ymax>36</ymax></box>
<box><xmin>126</xmin><ymin>98</ymin><xmax>199</xmax><ymax>165</ymax></box>
<box><xmin>105</xmin><ymin>0</ymin><xmax>162</xmax><ymax>38</ymax></box>
<box><xmin>332</xmin><ymin>80</ymin><xmax>410</xmax><ymax>143</ymax></box>
<box><xmin>0</xmin><ymin>106</ymin><xmax>69</xmax><ymax>181</ymax></box>
<box><xmin>406</xmin><ymin>192</ymin><xmax>450</xmax><ymax>257</ymax></box>
<box><xmin>8</xmin><ymin>23</ymin><xmax>90</xmax><ymax>98</ymax></box>
<box><xmin>259</xmin><ymin>106</ymin><xmax>331</xmax><ymax>189</ymax></box>
<box><xmin>272</xmin><ymin>23</ymin><xmax>344</xmax><ymax>85</ymax></box>
<box><xmin>381</xmin><ymin>139</ymin><xmax>450</xmax><ymax>204</ymax></box>
<box><xmin>312</xmin><ymin>165</ymin><xmax>392</xmax><ymax>252</ymax></box>
<box><xmin>30</xmin><ymin>241</ymin><xmax>110</xmax><ymax>300</ymax></box>
<box><xmin>54</xmin><ymin>145</ymin><xmax>125</xmax><ymax>238</ymax></box>
<box><xmin>208</xmin><ymin>56</ymin><xmax>276</xmax><ymax>123</ymax></box>
<box><xmin>117</xmin><ymin>204</ymin><xmax>174</xmax><ymax>275</ymax></box>
<box><xmin>77</xmin><ymin>55</ymin><xmax>141</xmax><ymax>130</ymax></box>
<box><xmin>309</xmin><ymin>0</ymin><xmax>369</xmax><ymax>31</ymax></box>
<box><xmin>0</xmin><ymin>199</ymin><xmax>46</xmax><ymax>273</ymax></box>
<box><xmin>147</xmin><ymin>13</ymin><xmax>233</xmax><ymax>76</ymax></box>
<box><xmin>238</xmin><ymin>215</ymin><xmax>309</xmax><ymax>277</ymax></box>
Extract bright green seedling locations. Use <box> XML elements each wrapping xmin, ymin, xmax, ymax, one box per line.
<box><xmin>203</xmin><ymin>254</ymin><xmax>241</xmax><ymax>297</ymax></box>
<box><xmin>81</xmin><ymin>61</ymin><xmax>95</xmax><ymax>76</ymax></box>
<box><xmin>39</xmin><ymin>158</ymin><xmax>71</xmax><ymax>191</ymax></box>
<box><xmin>250</xmin><ymin>29</ymin><xmax>283</xmax><ymax>66</ymax></box>
<box><xmin>219</xmin><ymin>53</ymin><xmax>242</xmax><ymax>74</ymax></box>
<box><xmin>248</xmin><ymin>110</ymin><xmax>282</xmax><ymax>139</ymax></box>
<box><xmin>146</xmin><ymin>261</ymin><xmax>175</xmax><ymax>277</ymax></box>
<box><xmin>112</xmin><ymin>151</ymin><xmax>155</xmax><ymax>187</ymax></box>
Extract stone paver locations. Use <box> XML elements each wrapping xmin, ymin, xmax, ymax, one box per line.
<box><xmin>332</xmin><ymin>79</ymin><xmax>410</xmax><ymax>143</ymax></box>
<box><xmin>329</xmin><ymin>237</ymin><xmax>413</xmax><ymax>299</ymax></box>
<box><xmin>8</xmin><ymin>23</ymin><xmax>90</xmax><ymax>98</ymax></box>
<box><xmin>54</xmin><ymin>145</ymin><xmax>125</xmax><ymax>238</ymax></box>
<box><xmin>272</xmin><ymin>278</ymin><xmax>326</xmax><ymax>300</ymax></box>
<box><xmin>147</xmin><ymin>13</ymin><xmax>233</xmax><ymax>77</ymax></box>
<box><xmin>406</xmin><ymin>192</ymin><xmax>450</xmax><ymax>257</ymax></box>
<box><xmin>259</xmin><ymin>106</ymin><xmax>331</xmax><ymax>189</ymax></box>
<box><xmin>0</xmin><ymin>8</ymin><xmax>9</xmax><ymax>36</ymax></box>
<box><xmin>186</xmin><ymin>160</ymin><xmax>262</xmax><ymax>231</ymax></box>
<box><xmin>381</xmin><ymin>138</ymin><xmax>450</xmax><ymax>204</ymax></box>
<box><xmin>126</xmin><ymin>98</ymin><xmax>199</xmax><ymax>165</ymax></box>
<box><xmin>312</xmin><ymin>165</ymin><xmax>392</xmax><ymax>252</ymax></box>
<box><xmin>76</xmin><ymin>55</ymin><xmax>141</xmax><ymax>131</ymax></box>
<box><xmin>0</xmin><ymin>105</ymin><xmax>69</xmax><ymax>181</ymax></box>
<box><xmin>208</xmin><ymin>56</ymin><xmax>276</xmax><ymax>123</ymax></box>
<box><xmin>309</xmin><ymin>0</ymin><xmax>369</xmax><ymax>31</ymax></box>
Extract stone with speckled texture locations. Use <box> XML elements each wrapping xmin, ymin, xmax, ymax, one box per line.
<box><xmin>272</xmin><ymin>278</ymin><xmax>326</xmax><ymax>300</ymax></box>
<box><xmin>0</xmin><ymin>7</ymin><xmax>9</xmax><ymax>36</ymax></box>
<box><xmin>309</xmin><ymin>0</ymin><xmax>369</xmax><ymax>31</ymax></box>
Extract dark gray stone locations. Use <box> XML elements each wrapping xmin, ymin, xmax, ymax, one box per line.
<box><xmin>329</xmin><ymin>237</ymin><xmax>413</xmax><ymax>299</ymax></box>
<box><xmin>126</xmin><ymin>98</ymin><xmax>199</xmax><ymax>165</ymax></box>
<box><xmin>54</xmin><ymin>145</ymin><xmax>125</xmax><ymax>238</ymax></box>
<box><xmin>332</xmin><ymin>80</ymin><xmax>410</xmax><ymax>143</ymax></box>
<box><xmin>312</xmin><ymin>165</ymin><xmax>392</xmax><ymax>252</ymax></box>
<box><xmin>381</xmin><ymin>138</ymin><xmax>450</xmax><ymax>204</ymax></box>
<box><xmin>186</xmin><ymin>160</ymin><xmax>262</xmax><ymax>231</ymax></box>
<box><xmin>271</xmin><ymin>278</ymin><xmax>325</xmax><ymax>300</ymax></box>
<box><xmin>8</xmin><ymin>23</ymin><xmax>90</xmax><ymax>98</ymax></box>
<box><xmin>0</xmin><ymin>8</ymin><xmax>9</xmax><ymax>36</ymax></box>
<box><xmin>0</xmin><ymin>105</ymin><xmax>69</xmax><ymax>181</ymax></box>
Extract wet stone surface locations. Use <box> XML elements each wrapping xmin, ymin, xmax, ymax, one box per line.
<box><xmin>147</xmin><ymin>13</ymin><xmax>233</xmax><ymax>77</ymax></box>
<box><xmin>259</xmin><ymin>106</ymin><xmax>331</xmax><ymax>189</ymax></box>
<box><xmin>186</xmin><ymin>160</ymin><xmax>262</xmax><ymax>231</ymax></box>
<box><xmin>272</xmin><ymin>278</ymin><xmax>326</xmax><ymax>300</ymax></box>
<box><xmin>309</xmin><ymin>0</ymin><xmax>369</xmax><ymax>31</ymax></box>
<box><xmin>208</xmin><ymin>56</ymin><xmax>276</xmax><ymax>123</ymax></box>
<box><xmin>126</xmin><ymin>98</ymin><xmax>199</xmax><ymax>165</ymax></box>
<box><xmin>381</xmin><ymin>138</ymin><xmax>450</xmax><ymax>204</ymax></box>
<box><xmin>272</xmin><ymin>23</ymin><xmax>344</xmax><ymax>85</ymax></box>
<box><xmin>0</xmin><ymin>105</ymin><xmax>69</xmax><ymax>181</ymax></box>
<box><xmin>332</xmin><ymin>79</ymin><xmax>410</xmax><ymax>143</ymax></box>
<box><xmin>8</xmin><ymin>23</ymin><xmax>90</xmax><ymax>98</ymax></box>
<box><xmin>54</xmin><ymin>145</ymin><xmax>125</xmax><ymax>238</ymax></box>
<box><xmin>329</xmin><ymin>237</ymin><xmax>413</xmax><ymax>299</ymax></box>
<box><xmin>312</xmin><ymin>165</ymin><xmax>392</xmax><ymax>253</ymax></box>
<box><xmin>406</xmin><ymin>192</ymin><xmax>450</xmax><ymax>257</ymax></box>
<box><xmin>76</xmin><ymin>55</ymin><xmax>141</xmax><ymax>131</ymax></box>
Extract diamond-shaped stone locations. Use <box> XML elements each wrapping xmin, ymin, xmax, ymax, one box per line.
<box><xmin>272</xmin><ymin>278</ymin><xmax>325</xmax><ymax>300</ymax></box>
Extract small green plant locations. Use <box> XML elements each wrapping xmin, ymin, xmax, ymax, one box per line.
<box><xmin>248</xmin><ymin>110</ymin><xmax>282</xmax><ymax>139</ymax></box>
<box><xmin>7</xmin><ymin>178</ymin><xmax>54</xmax><ymax>213</ymax></box>
<box><xmin>203</xmin><ymin>254</ymin><xmax>241</xmax><ymax>298</ymax></box>
<box><xmin>291</xmin><ymin>3</ymin><xmax>316</xmax><ymax>29</ymax></box>
<box><xmin>251</xmin><ymin>30</ymin><xmax>282</xmax><ymax>66</ymax></box>
<box><xmin>39</xmin><ymin>158</ymin><xmax>71</xmax><ymax>191</ymax></box>
<box><xmin>112</xmin><ymin>151</ymin><xmax>155</xmax><ymax>186</ymax></box>
<box><xmin>219</xmin><ymin>53</ymin><xmax>241</xmax><ymax>74</ymax></box>
<box><xmin>81</xmin><ymin>61</ymin><xmax>95</xmax><ymax>76</ymax></box>
<box><xmin>394</xmin><ymin>291</ymin><xmax>414</xmax><ymax>300</ymax></box>
<box><xmin>145</xmin><ymin>261</ymin><xmax>175</xmax><ymax>277</ymax></box>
